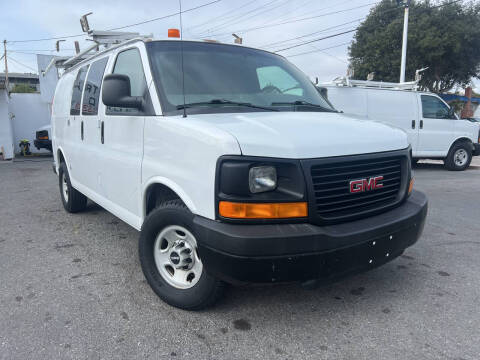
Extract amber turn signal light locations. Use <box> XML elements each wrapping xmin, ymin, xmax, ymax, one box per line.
<box><xmin>408</xmin><ymin>178</ymin><xmax>414</xmax><ymax>195</ymax></box>
<box><xmin>219</xmin><ymin>201</ymin><xmax>308</xmax><ymax>219</ymax></box>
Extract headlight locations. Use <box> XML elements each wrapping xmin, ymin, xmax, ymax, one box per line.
<box><xmin>216</xmin><ymin>156</ymin><xmax>307</xmax><ymax>221</ymax></box>
<box><xmin>249</xmin><ymin>166</ymin><xmax>277</xmax><ymax>193</ymax></box>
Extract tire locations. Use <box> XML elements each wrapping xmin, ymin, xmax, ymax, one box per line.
<box><xmin>411</xmin><ymin>158</ymin><xmax>419</xmax><ymax>166</ymax></box>
<box><xmin>444</xmin><ymin>142</ymin><xmax>472</xmax><ymax>171</ymax></box>
<box><xmin>139</xmin><ymin>200</ymin><xmax>224</xmax><ymax>310</ymax></box>
<box><xmin>58</xmin><ymin>162</ymin><xmax>87</xmax><ymax>213</ymax></box>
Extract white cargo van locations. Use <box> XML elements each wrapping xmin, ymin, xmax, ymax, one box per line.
<box><xmin>51</xmin><ymin>31</ymin><xmax>427</xmax><ymax>310</ymax></box>
<box><xmin>322</xmin><ymin>80</ymin><xmax>480</xmax><ymax>171</ymax></box>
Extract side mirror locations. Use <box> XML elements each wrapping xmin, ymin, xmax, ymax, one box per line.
<box><xmin>448</xmin><ymin>107</ymin><xmax>457</xmax><ymax>119</ymax></box>
<box><xmin>102</xmin><ymin>74</ymin><xmax>143</xmax><ymax>109</ymax></box>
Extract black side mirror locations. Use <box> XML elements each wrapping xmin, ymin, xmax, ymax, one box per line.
<box><xmin>448</xmin><ymin>107</ymin><xmax>457</xmax><ymax>119</ymax></box>
<box><xmin>102</xmin><ymin>74</ymin><xmax>143</xmax><ymax>109</ymax></box>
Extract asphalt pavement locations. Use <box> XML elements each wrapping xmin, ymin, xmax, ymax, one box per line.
<box><xmin>1</xmin><ymin>157</ymin><xmax>479</xmax><ymax>360</ymax></box>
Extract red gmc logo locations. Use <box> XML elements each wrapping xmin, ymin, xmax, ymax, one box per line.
<box><xmin>350</xmin><ymin>176</ymin><xmax>384</xmax><ymax>193</ymax></box>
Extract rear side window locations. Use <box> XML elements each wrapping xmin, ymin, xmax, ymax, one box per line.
<box><xmin>82</xmin><ymin>57</ymin><xmax>108</xmax><ymax>116</ymax></box>
<box><xmin>106</xmin><ymin>48</ymin><xmax>148</xmax><ymax>115</ymax></box>
<box><xmin>421</xmin><ymin>95</ymin><xmax>450</xmax><ymax>119</ymax></box>
<box><xmin>70</xmin><ymin>65</ymin><xmax>89</xmax><ymax>115</ymax></box>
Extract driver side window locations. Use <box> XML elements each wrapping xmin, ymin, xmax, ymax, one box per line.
<box><xmin>256</xmin><ymin>66</ymin><xmax>303</xmax><ymax>96</ymax></box>
<box><xmin>421</xmin><ymin>95</ymin><xmax>452</xmax><ymax>119</ymax></box>
<box><xmin>106</xmin><ymin>48</ymin><xmax>149</xmax><ymax>115</ymax></box>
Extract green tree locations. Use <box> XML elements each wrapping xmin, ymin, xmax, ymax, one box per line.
<box><xmin>11</xmin><ymin>83</ymin><xmax>36</xmax><ymax>93</ymax></box>
<box><xmin>349</xmin><ymin>0</ymin><xmax>480</xmax><ymax>92</ymax></box>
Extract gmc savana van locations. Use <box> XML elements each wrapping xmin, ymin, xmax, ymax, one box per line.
<box><xmin>52</xmin><ymin>34</ymin><xmax>427</xmax><ymax>310</ymax></box>
<box><xmin>322</xmin><ymin>80</ymin><xmax>480</xmax><ymax>171</ymax></box>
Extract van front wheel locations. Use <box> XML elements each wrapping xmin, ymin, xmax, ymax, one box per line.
<box><xmin>58</xmin><ymin>162</ymin><xmax>87</xmax><ymax>213</ymax></box>
<box><xmin>445</xmin><ymin>142</ymin><xmax>472</xmax><ymax>171</ymax></box>
<box><xmin>139</xmin><ymin>200</ymin><xmax>224</xmax><ymax>310</ymax></box>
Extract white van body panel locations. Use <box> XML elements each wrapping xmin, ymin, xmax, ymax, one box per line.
<box><xmin>184</xmin><ymin>112</ymin><xmax>408</xmax><ymax>159</ymax></box>
<box><xmin>142</xmin><ymin>116</ymin><xmax>241</xmax><ymax>222</ymax></box>
<box><xmin>52</xmin><ymin>39</ymin><xmax>411</xmax><ymax>231</ymax></box>
<box><xmin>324</xmin><ymin>85</ymin><xmax>480</xmax><ymax>158</ymax></box>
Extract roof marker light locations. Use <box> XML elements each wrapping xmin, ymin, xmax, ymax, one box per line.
<box><xmin>168</xmin><ymin>29</ymin><xmax>180</xmax><ymax>38</ymax></box>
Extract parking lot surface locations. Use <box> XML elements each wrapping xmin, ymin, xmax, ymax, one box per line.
<box><xmin>1</xmin><ymin>157</ymin><xmax>480</xmax><ymax>360</ymax></box>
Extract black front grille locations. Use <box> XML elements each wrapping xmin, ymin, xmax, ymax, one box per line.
<box><xmin>308</xmin><ymin>154</ymin><xmax>406</xmax><ymax>223</ymax></box>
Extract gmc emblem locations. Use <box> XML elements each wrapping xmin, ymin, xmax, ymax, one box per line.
<box><xmin>350</xmin><ymin>176</ymin><xmax>384</xmax><ymax>193</ymax></box>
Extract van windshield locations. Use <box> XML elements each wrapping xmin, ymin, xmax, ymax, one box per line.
<box><xmin>146</xmin><ymin>41</ymin><xmax>335</xmax><ymax>115</ymax></box>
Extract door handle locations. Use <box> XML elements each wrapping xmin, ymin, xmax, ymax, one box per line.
<box><xmin>81</xmin><ymin>121</ymin><xmax>84</xmax><ymax>141</ymax></box>
<box><xmin>411</xmin><ymin>120</ymin><xmax>415</xmax><ymax>129</ymax></box>
<box><xmin>420</xmin><ymin>120</ymin><xmax>424</xmax><ymax>129</ymax></box>
<box><xmin>101</xmin><ymin>121</ymin><xmax>104</xmax><ymax>144</ymax></box>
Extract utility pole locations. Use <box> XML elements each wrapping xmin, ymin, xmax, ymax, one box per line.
<box><xmin>3</xmin><ymin>40</ymin><xmax>9</xmax><ymax>96</ymax></box>
<box><xmin>398</xmin><ymin>0</ymin><xmax>411</xmax><ymax>83</ymax></box>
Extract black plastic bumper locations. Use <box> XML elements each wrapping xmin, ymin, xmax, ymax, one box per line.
<box><xmin>473</xmin><ymin>143</ymin><xmax>480</xmax><ymax>156</ymax></box>
<box><xmin>193</xmin><ymin>190</ymin><xmax>428</xmax><ymax>284</ymax></box>
<box><xmin>34</xmin><ymin>139</ymin><xmax>52</xmax><ymax>151</ymax></box>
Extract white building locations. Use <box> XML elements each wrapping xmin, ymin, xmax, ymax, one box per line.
<box><xmin>0</xmin><ymin>55</ymin><xmax>58</xmax><ymax>160</ymax></box>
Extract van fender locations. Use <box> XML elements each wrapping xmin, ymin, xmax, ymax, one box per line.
<box><xmin>56</xmin><ymin>146</ymin><xmax>70</xmax><ymax>175</ymax></box>
<box><xmin>448</xmin><ymin>136</ymin><xmax>474</xmax><ymax>154</ymax></box>
<box><xmin>141</xmin><ymin>176</ymin><xmax>197</xmax><ymax>219</ymax></box>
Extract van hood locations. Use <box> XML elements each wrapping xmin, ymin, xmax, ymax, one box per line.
<box><xmin>187</xmin><ymin>112</ymin><xmax>409</xmax><ymax>158</ymax></box>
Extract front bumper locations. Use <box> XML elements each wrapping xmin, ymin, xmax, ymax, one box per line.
<box><xmin>34</xmin><ymin>139</ymin><xmax>52</xmax><ymax>151</ymax></box>
<box><xmin>194</xmin><ymin>190</ymin><xmax>428</xmax><ymax>284</ymax></box>
<box><xmin>473</xmin><ymin>143</ymin><xmax>480</xmax><ymax>156</ymax></box>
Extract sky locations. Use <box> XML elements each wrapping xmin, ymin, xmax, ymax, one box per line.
<box><xmin>0</xmin><ymin>0</ymin><xmax>478</xmax><ymax>92</ymax></box>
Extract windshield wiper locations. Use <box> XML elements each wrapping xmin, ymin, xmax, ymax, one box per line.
<box><xmin>177</xmin><ymin>99</ymin><xmax>277</xmax><ymax>111</ymax></box>
<box><xmin>271</xmin><ymin>100</ymin><xmax>337</xmax><ymax>112</ymax></box>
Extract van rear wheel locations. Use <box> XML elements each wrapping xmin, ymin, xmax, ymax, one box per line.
<box><xmin>139</xmin><ymin>200</ymin><xmax>224</xmax><ymax>310</ymax></box>
<box><xmin>445</xmin><ymin>142</ymin><xmax>472</xmax><ymax>171</ymax></box>
<box><xmin>58</xmin><ymin>162</ymin><xmax>87</xmax><ymax>213</ymax></box>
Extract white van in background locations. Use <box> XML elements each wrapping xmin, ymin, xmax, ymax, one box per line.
<box><xmin>322</xmin><ymin>80</ymin><xmax>480</xmax><ymax>171</ymax></box>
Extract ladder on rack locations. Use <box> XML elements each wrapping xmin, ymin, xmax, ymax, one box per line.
<box><xmin>43</xmin><ymin>27</ymin><xmax>151</xmax><ymax>76</ymax></box>
<box><xmin>326</xmin><ymin>77</ymin><xmax>419</xmax><ymax>91</ymax></box>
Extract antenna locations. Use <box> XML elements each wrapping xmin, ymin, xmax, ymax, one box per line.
<box><xmin>179</xmin><ymin>0</ymin><xmax>187</xmax><ymax>118</ymax></box>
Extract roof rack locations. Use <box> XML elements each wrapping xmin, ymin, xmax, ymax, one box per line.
<box><xmin>324</xmin><ymin>77</ymin><xmax>419</xmax><ymax>91</ymax></box>
<box><xmin>42</xmin><ymin>29</ymin><xmax>152</xmax><ymax>76</ymax></box>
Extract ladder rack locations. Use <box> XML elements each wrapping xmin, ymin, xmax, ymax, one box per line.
<box><xmin>42</xmin><ymin>30</ymin><xmax>152</xmax><ymax>76</ymax></box>
<box><xmin>324</xmin><ymin>77</ymin><xmax>419</xmax><ymax>91</ymax></box>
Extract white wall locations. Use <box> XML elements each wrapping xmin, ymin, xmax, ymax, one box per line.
<box><xmin>37</xmin><ymin>54</ymin><xmax>58</xmax><ymax>104</ymax></box>
<box><xmin>9</xmin><ymin>93</ymin><xmax>50</xmax><ymax>154</ymax></box>
<box><xmin>0</xmin><ymin>89</ymin><xmax>14</xmax><ymax>159</ymax></box>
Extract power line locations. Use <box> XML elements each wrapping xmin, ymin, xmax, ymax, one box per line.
<box><xmin>261</xmin><ymin>18</ymin><xmax>364</xmax><ymax>48</ymax></box>
<box><xmin>7</xmin><ymin>0</ymin><xmax>222</xmax><ymax>43</ymax></box>
<box><xmin>245</xmin><ymin>0</ymin><xmax>353</xmax><ymax>39</ymax></box>
<box><xmin>203</xmin><ymin>0</ymin><xmax>291</xmax><ymax>35</ymax></box>
<box><xmin>107</xmin><ymin>0</ymin><xmax>222</xmax><ymax>31</ymax></box>
<box><xmin>285</xmin><ymin>42</ymin><xmax>351</xmax><ymax>58</ymax></box>
<box><xmin>8</xmin><ymin>50</ymin><xmax>74</xmax><ymax>55</ymax></box>
<box><xmin>7</xmin><ymin>56</ymin><xmax>38</xmax><ymax>72</ymax></box>
<box><xmin>274</xmin><ymin>29</ymin><xmax>357</xmax><ymax>53</ymax></box>
<box><xmin>196</xmin><ymin>0</ymin><xmax>283</xmax><ymax>37</ymax></box>
<box><xmin>8</xmin><ymin>49</ymin><xmax>74</xmax><ymax>52</ymax></box>
<box><xmin>213</xmin><ymin>0</ymin><xmax>357</xmax><ymax>41</ymax></box>
<box><xmin>270</xmin><ymin>0</ymin><xmax>352</xmax><ymax>24</ymax></box>
<box><xmin>273</xmin><ymin>0</ymin><xmax>464</xmax><ymax>55</ymax></box>
<box><xmin>186</xmin><ymin>0</ymin><xmax>257</xmax><ymax>32</ymax></box>
<box><xmin>201</xmin><ymin>2</ymin><xmax>378</xmax><ymax>39</ymax></box>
